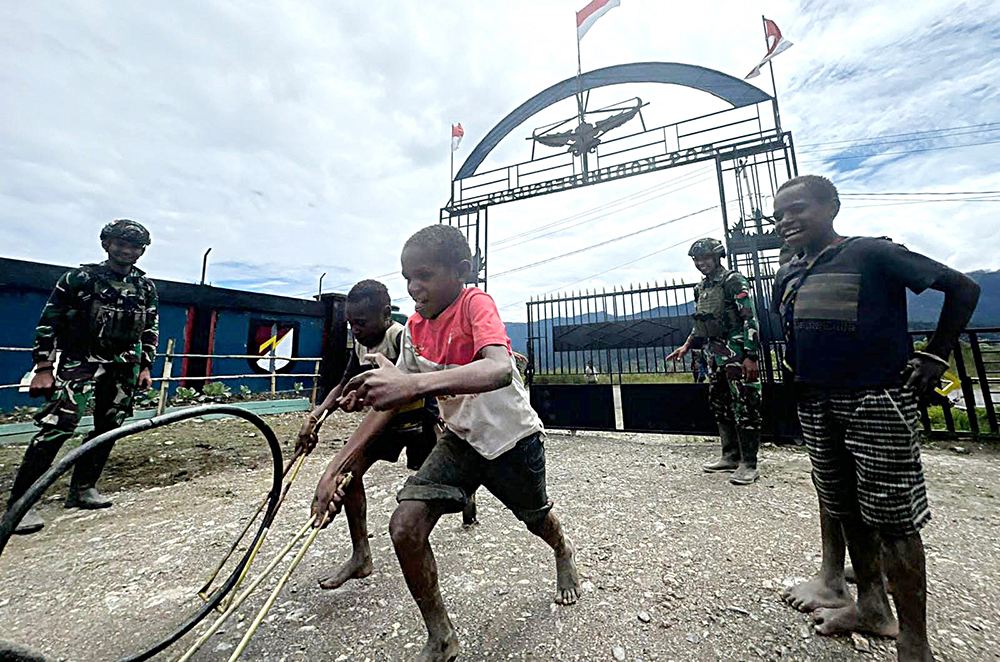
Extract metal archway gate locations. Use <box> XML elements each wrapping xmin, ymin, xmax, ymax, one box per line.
<box><xmin>441</xmin><ymin>61</ymin><xmax>798</xmax><ymax>438</ymax></box>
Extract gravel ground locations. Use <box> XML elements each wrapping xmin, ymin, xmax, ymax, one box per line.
<box><xmin>1</xmin><ymin>411</ymin><xmax>999</xmax><ymax>662</ymax></box>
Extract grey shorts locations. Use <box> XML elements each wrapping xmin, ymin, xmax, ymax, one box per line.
<box><xmin>397</xmin><ymin>429</ymin><xmax>553</xmax><ymax>526</ymax></box>
<box><xmin>797</xmin><ymin>385</ymin><xmax>930</xmax><ymax>537</ymax></box>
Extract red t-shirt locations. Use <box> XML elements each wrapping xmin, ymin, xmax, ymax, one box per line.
<box><xmin>397</xmin><ymin>287</ymin><xmax>542</xmax><ymax>459</ymax></box>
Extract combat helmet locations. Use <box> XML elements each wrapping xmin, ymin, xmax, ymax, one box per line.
<box><xmin>100</xmin><ymin>219</ymin><xmax>151</xmax><ymax>246</ymax></box>
<box><xmin>688</xmin><ymin>237</ymin><xmax>725</xmax><ymax>258</ymax></box>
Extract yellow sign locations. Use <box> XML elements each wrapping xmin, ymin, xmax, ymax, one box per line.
<box><xmin>935</xmin><ymin>370</ymin><xmax>960</xmax><ymax>397</ymax></box>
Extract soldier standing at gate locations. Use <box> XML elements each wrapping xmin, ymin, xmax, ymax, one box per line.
<box><xmin>666</xmin><ymin>238</ymin><xmax>762</xmax><ymax>485</ymax></box>
<box><xmin>6</xmin><ymin>220</ymin><xmax>158</xmax><ymax>534</ymax></box>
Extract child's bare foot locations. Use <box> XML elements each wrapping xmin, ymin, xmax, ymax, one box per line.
<box><xmin>844</xmin><ymin>564</ymin><xmax>895</xmax><ymax>595</ymax></box>
<box><xmin>413</xmin><ymin>631</ymin><xmax>460</xmax><ymax>662</ymax></box>
<box><xmin>813</xmin><ymin>602</ymin><xmax>899</xmax><ymax>638</ymax></box>
<box><xmin>318</xmin><ymin>554</ymin><xmax>373</xmax><ymax>590</ymax></box>
<box><xmin>554</xmin><ymin>538</ymin><xmax>580</xmax><ymax>605</ymax></box>
<box><xmin>461</xmin><ymin>501</ymin><xmax>478</xmax><ymax>529</ymax></box>
<box><xmin>781</xmin><ymin>575</ymin><xmax>851</xmax><ymax>612</ymax></box>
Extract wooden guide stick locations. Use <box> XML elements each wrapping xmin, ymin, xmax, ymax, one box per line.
<box><xmin>196</xmin><ymin>409</ymin><xmax>329</xmax><ymax>601</ymax></box>
<box><xmin>175</xmin><ymin>516</ymin><xmax>317</xmax><ymax>662</ymax></box>
<box><xmin>219</xmin><ymin>451</ymin><xmax>308</xmax><ymax>611</ymax></box>
<box><xmin>226</xmin><ymin>494</ymin><xmax>343</xmax><ymax>662</ymax></box>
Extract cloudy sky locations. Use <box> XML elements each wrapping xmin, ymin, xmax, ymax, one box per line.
<box><xmin>3</xmin><ymin>1</ymin><xmax>999</xmax><ymax>321</ymax></box>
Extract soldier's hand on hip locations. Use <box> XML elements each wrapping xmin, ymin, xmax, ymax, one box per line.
<box><xmin>29</xmin><ymin>371</ymin><xmax>55</xmax><ymax>398</ymax></box>
<box><xmin>742</xmin><ymin>357</ymin><xmax>759</xmax><ymax>383</ymax></box>
<box><xmin>138</xmin><ymin>367</ymin><xmax>153</xmax><ymax>390</ymax></box>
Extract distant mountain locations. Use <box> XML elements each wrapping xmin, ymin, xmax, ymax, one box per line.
<box><xmin>908</xmin><ymin>270</ymin><xmax>1000</xmax><ymax>329</ymax></box>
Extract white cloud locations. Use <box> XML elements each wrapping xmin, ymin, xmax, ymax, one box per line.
<box><xmin>2</xmin><ymin>0</ymin><xmax>998</xmax><ymax>322</ymax></box>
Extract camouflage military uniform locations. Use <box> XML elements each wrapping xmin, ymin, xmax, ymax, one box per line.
<box><xmin>692</xmin><ymin>267</ymin><xmax>762</xmax><ymax>432</ymax></box>
<box><xmin>8</xmin><ymin>262</ymin><xmax>158</xmax><ymax>508</ymax></box>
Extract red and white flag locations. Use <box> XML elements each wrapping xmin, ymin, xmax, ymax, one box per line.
<box><xmin>577</xmin><ymin>0</ymin><xmax>620</xmax><ymax>41</ymax></box>
<box><xmin>451</xmin><ymin>123</ymin><xmax>464</xmax><ymax>152</ymax></box>
<box><xmin>745</xmin><ymin>18</ymin><xmax>793</xmax><ymax>79</ymax></box>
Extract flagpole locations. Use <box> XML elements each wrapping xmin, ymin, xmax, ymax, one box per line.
<box><xmin>450</xmin><ymin>129</ymin><xmax>454</xmax><ymax>204</ymax></box>
<box><xmin>575</xmin><ymin>32</ymin><xmax>585</xmax><ymax>122</ymax></box>
<box><xmin>763</xmin><ymin>15</ymin><xmax>783</xmax><ymax>134</ymax></box>
<box><xmin>575</xmin><ymin>20</ymin><xmax>588</xmax><ymax>177</ymax></box>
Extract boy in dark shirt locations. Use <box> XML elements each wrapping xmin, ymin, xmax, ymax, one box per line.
<box><xmin>771</xmin><ymin>175</ymin><xmax>979</xmax><ymax>661</ymax></box>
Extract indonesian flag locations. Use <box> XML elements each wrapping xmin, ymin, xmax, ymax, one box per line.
<box><xmin>451</xmin><ymin>123</ymin><xmax>464</xmax><ymax>152</ymax></box>
<box><xmin>577</xmin><ymin>0</ymin><xmax>620</xmax><ymax>41</ymax></box>
<box><xmin>745</xmin><ymin>18</ymin><xmax>793</xmax><ymax>79</ymax></box>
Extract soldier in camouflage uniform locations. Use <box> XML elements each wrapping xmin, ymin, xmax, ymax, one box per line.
<box><xmin>8</xmin><ymin>220</ymin><xmax>158</xmax><ymax>534</ymax></box>
<box><xmin>667</xmin><ymin>238</ymin><xmax>762</xmax><ymax>485</ymax></box>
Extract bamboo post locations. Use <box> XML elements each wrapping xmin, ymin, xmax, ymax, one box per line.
<box><xmin>157</xmin><ymin>338</ymin><xmax>175</xmax><ymax>416</ymax></box>
<box><xmin>310</xmin><ymin>359</ymin><xmax>321</xmax><ymax>406</ymax></box>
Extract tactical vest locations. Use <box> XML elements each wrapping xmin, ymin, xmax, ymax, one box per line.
<box><xmin>692</xmin><ymin>270</ymin><xmax>742</xmax><ymax>339</ymax></box>
<box><xmin>64</xmin><ymin>265</ymin><xmax>148</xmax><ymax>358</ymax></box>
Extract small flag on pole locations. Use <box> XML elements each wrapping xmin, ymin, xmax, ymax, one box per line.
<box><xmin>451</xmin><ymin>123</ymin><xmax>464</xmax><ymax>152</ymax></box>
<box><xmin>745</xmin><ymin>18</ymin><xmax>793</xmax><ymax>79</ymax></box>
<box><xmin>576</xmin><ymin>0</ymin><xmax>620</xmax><ymax>41</ymax></box>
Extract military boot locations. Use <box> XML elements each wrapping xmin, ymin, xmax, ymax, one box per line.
<box><xmin>12</xmin><ymin>508</ymin><xmax>45</xmax><ymax>535</ymax></box>
<box><xmin>703</xmin><ymin>421</ymin><xmax>741</xmax><ymax>472</ymax></box>
<box><xmin>66</xmin><ymin>440</ymin><xmax>115</xmax><ymax>509</ymax></box>
<box><xmin>730</xmin><ymin>428</ymin><xmax>760</xmax><ymax>485</ymax></box>
<box><xmin>65</xmin><ymin>486</ymin><xmax>112</xmax><ymax>509</ymax></box>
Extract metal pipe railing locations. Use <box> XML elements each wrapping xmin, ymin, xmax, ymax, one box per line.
<box><xmin>0</xmin><ymin>339</ymin><xmax>327</xmax><ymax>414</ymax></box>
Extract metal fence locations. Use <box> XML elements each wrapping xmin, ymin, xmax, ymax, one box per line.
<box><xmin>525</xmin><ymin>281</ymin><xmax>700</xmax><ymax>383</ymax></box>
<box><xmin>525</xmin><ymin>283</ymin><xmax>1000</xmax><ymax>440</ymax></box>
<box><xmin>911</xmin><ymin>328</ymin><xmax>1000</xmax><ymax>438</ymax></box>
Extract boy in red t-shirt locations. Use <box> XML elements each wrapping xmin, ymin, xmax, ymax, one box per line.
<box><xmin>313</xmin><ymin>224</ymin><xmax>580</xmax><ymax>661</ymax></box>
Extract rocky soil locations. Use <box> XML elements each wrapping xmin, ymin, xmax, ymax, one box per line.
<box><xmin>1</xmin><ymin>411</ymin><xmax>998</xmax><ymax>661</ymax></box>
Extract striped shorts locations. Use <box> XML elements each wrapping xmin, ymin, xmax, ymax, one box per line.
<box><xmin>797</xmin><ymin>386</ymin><xmax>930</xmax><ymax>537</ymax></box>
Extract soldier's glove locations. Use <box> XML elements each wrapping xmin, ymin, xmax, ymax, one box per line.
<box><xmin>903</xmin><ymin>351</ymin><xmax>949</xmax><ymax>396</ymax></box>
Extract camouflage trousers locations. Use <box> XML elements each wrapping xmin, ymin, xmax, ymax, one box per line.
<box><xmin>9</xmin><ymin>361</ymin><xmax>138</xmax><ymax>505</ymax></box>
<box><xmin>707</xmin><ymin>358</ymin><xmax>762</xmax><ymax>432</ymax></box>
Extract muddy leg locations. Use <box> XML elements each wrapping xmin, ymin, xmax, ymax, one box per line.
<box><xmin>882</xmin><ymin>534</ymin><xmax>933</xmax><ymax>661</ymax></box>
<box><xmin>813</xmin><ymin>518</ymin><xmax>898</xmax><ymax>639</ymax></box>
<box><xmin>319</xmin><ymin>472</ymin><xmax>374</xmax><ymax>590</ymax></box>
<box><xmin>526</xmin><ymin>511</ymin><xmax>580</xmax><ymax>605</ymax></box>
<box><xmin>782</xmin><ymin>504</ymin><xmax>851</xmax><ymax>611</ymax></box>
<box><xmin>390</xmin><ymin>501</ymin><xmax>459</xmax><ymax>662</ymax></box>
<box><xmin>461</xmin><ymin>489</ymin><xmax>478</xmax><ymax>528</ymax></box>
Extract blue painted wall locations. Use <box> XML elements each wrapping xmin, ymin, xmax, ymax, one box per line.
<box><xmin>0</xmin><ymin>257</ymin><xmax>343</xmax><ymax>413</ymax></box>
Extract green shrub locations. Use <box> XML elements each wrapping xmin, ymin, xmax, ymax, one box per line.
<box><xmin>203</xmin><ymin>382</ymin><xmax>231</xmax><ymax>398</ymax></box>
<box><xmin>925</xmin><ymin>405</ymin><xmax>992</xmax><ymax>433</ymax></box>
<box><xmin>172</xmin><ymin>386</ymin><xmax>197</xmax><ymax>404</ymax></box>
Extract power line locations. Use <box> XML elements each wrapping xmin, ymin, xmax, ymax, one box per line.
<box><xmin>498</xmin><ymin>232</ymin><xmax>706</xmax><ymax>311</ymax></box>
<box><xmin>492</xmin><ymin>167</ymin><xmax>713</xmax><ymax>248</ymax></box>
<box><xmin>841</xmin><ymin>190</ymin><xmax>1000</xmax><ymax>196</ymax></box>
<box><xmin>491</xmin><ymin>205</ymin><xmax>719</xmax><ymax>279</ymax></box>
<box><xmin>795</xmin><ymin>122</ymin><xmax>1000</xmax><ymax>149</ymax></box>
<box><xmin>844</xmin><ymin>198</ymin><xmax>1000</xmax><ymax>210</ymax></box>
<box><xmin>493</xmin><ymin>173</ymin><xmax>714</xmax><ymax>254</ymax></box>
<box><xmin>800</xmin><ymin>137</ymin><xmax>1000</xmax><ymax>164</ymax></box>
<box><xmin>798</xmin><ymin>126</ymin><xmax>1000</xmax><ymax>154</ymax></box>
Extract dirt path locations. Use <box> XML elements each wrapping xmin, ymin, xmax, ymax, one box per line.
<box><xmin>1</xmin><ymin>412</ymin><xmax>999</xmax><ymax>661</ymax></box>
